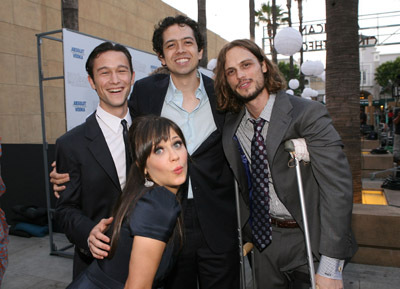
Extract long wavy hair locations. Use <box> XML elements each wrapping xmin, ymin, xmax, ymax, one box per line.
<box><xmin>108</xmin><ymin>115</ymin><xmax>186</xmax><ymax>257</ymax></box>
<box><xmin>214</xmin><ymin>39</ymin><xmax>286</xmax><ymax>113</ymax></box>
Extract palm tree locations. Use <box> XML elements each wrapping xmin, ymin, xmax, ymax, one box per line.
<box><xmin>250</xmin><ymin>0</ymin><xmax>255</xmax><ymax>42</ymax></box>
<box><xmin>255</xmin><ymin>2</ymin><xmax>273</xmax><ymax>55</ymax></box>
<box><xmin>286</xmin><ymin>0</ymin><xmax>292</xmax><ymax>27</ymax></box>
<box><xmin>294</xmin><ymin>0</ymin><xmax>305</xmax><ymax>90</ymax></box>
<box><xmin>325</xmin><ymin>0</ymin><xmax>361</xmax><ymax>203</ymax></box>
<box><xmin>62</xmin><ymin>0</ymin><xmax>79</xmax><ymax>30</ymax></box>
<box><xmin>198</xmin><ymin>0</ymin><xmax>208</xmax><ymax>67</ymax></box>
<box><xmin>271</xmin><ymin>0</ymin><xmax>278</xmax><ymax>63</ymax></box>
<box><xmin>255</xmin><ymin>1</ymin><xmax>288</xmax><ymax>63</ymax></box>
<box><xmin>286</xmin><ymin>0</ymin><xmax>295</xmax><ymax>79</ymax></box>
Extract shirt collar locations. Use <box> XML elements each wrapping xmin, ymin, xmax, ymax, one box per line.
<box><xmin>244</xmin><ymin>93</ymin><xmax>276</xmax><ymax>123</ymax></box>
<box><xmin>165</xmin><ymin>70</ymin><xmax>205</xmax><ymax>104</ymax></box>
<box><xmin>96</xmin><ymin>105</ymin><xmax>132</xmax><ymax>133</ymax></box>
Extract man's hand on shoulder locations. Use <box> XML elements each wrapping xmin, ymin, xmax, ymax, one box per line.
<box><xmin>49</xmin><ymin>161</ymin><xmax>70</xmax><ymax>198</ymax></box>
<box><xmin>88</xmin><ymin>217</ymin><xmax>113</xmax><ymax>259</ymax></box>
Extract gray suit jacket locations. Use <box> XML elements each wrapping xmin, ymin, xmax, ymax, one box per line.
<box><xmin>222</xmin><ymin>91</ymin><xmax>357</xmax><ymax>260</ymax></box>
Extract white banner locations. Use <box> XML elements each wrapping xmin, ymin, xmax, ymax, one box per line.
<box><xmin>62</xmin><ymin>29</ymin><xmax>213</xmax><ymax>131</ymax></box>
<box><xmin>62</xmin><ymin>29</ymin><xmax>162</xmax><ymax>131</ymax></box>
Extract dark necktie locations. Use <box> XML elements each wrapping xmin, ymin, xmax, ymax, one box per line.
<box><xmin>250</xmin><ymin>118</ymin><xmax>272</xmax><ymax>251</ymax></box>
<box><xmin>121</xmin><ymin>119</ymin><xmax>131</xmax><ymax>178</ymax></box>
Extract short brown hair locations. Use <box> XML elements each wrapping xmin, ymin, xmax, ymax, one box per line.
<box><xmin>86</xmin><ymin>42</ymin><xmax>133</xmax><ymax>81</ymax></box>
<box><xmin>214</xmin><ymin>39</ymin><xmax>286</xmax><ymax>113</ymax></box>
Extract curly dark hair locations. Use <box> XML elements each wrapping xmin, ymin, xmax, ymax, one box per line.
<box><xmin>214</xmin><ymin>39</ymin><xmax>286</xmax><ymax>113</ymax></box>
<box><xmin>152</xmin><ymin>15</ymin><xmax>204</xmax><ymax>58</ymax></box>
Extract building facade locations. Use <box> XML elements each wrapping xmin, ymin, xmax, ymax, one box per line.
<box><xmin>0</xmin><ymin>0</ymin><xmax>228</xmax><ymax>144</ymax></box>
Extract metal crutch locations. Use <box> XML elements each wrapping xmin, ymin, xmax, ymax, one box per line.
<box><xmin>243</xmin><ymin>242</ymin><xmax>256</xmax><ymax>289</ymax></box>
<box><xmin>235</xmin><ymin>180</ymin><xmax>256</xmax><ymax>289</ymax></box>
<box><xmin>284</xmin><ymin>139</ymin><xmax>317</xmax><ymax>289</ymax></box>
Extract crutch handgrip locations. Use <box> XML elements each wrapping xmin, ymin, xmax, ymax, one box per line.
<box><xmin>284</xmin><ymin>138</ymin><xmax>310</xmax><ymax>162</ymax></box>
<box><xmin>243</xmin><ymin>242</ymin><xmax>254</xmax><ymax>257</ymax></box>
<box><xmin>284</xmin><ymin>140</ymin><xmax>295</xmax><ymax>153</ymax></box>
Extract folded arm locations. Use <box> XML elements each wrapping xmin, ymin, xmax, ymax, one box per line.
<box><xmin>300</xmin><ymin>101</ymin><xmax>354</xmax><ymax>258</ymax></box>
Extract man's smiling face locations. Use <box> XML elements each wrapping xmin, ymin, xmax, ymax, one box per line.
<box><xmin>159</xmin><ymin>24</ymin><xmax>203</xmax><ymax>77</ymax></box>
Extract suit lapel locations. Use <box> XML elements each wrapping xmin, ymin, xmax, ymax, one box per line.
<box><xmin>224</xmin><ymin>92</ymin><xmax>293</xmax><ymax>204</ymax></box>
<box><xmin>266</xmin><ymin>91</ymin><xmax>293</xmax><ymax>163</ymax></box>
<box><xmin>203</xmin><ymin>75</ymin><xmax>224</xmax><ymax>132</ymax></box>
<box><xmin>152</xmin><ymin>75</ymin><xmax>169</xmax><ymax>115</ymax></box>
<box><xmin>190</xmin><ymin>75</ymin><xmax>223</xmax><ymax>157</ymax></box>
<box><xmin>223</xmin><ymin>109</ymin><xmax>250</xmax><ymax>205</ymax></box>
<box><xmin>85</xmin><ymin>113</ymin><xmax>121</xmax><ymax>191</ymax></box>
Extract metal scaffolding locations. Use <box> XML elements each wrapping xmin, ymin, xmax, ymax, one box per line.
<box><xmin>36</xmin><ymin>29</ymin><xmax>73</xmax><ymax>258</ymax></box>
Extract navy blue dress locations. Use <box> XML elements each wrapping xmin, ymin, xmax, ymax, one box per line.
<box><xmin>67</xmin><ymin>186</ymin><xmax>181</xmax><ymax>289</ymax></box>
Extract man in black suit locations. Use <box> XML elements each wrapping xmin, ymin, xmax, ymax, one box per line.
<box><xmin>52</xmin><ymin>16</ymin><xmax>239</xmax><ymax>288</ymax></box>
<box><xmin>128</xmin><ymin>15</ymin><xmax>239</xmax><ymax>289</ymax></box>
<box><xmin>214</xmin><ymin>39</ymin><xmax>357</xmax><ymax>289</ymax></box>
<box><xmin>54</xmin><ymin>42</ymin><xmax>135</xmax><ymax>279</ymax></box>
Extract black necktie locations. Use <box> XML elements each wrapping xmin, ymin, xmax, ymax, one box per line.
<box><xmin>121</xmin><ymin>119</ymin><xmax>131</xmax><ymax>178</ymax></box>
<box><xmin>250</xmin><ymin>118</ymin><xmax>272</xmax><ymax>251</ymax></box>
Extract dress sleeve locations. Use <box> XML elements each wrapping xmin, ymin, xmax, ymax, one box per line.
<box><xmin>300</xmin><ymin>100</ymin><xmax>354</xmax><ymax>258</ymax></box>
<box><xmin>129</xmin><ymin>187</ymin><xmax>181</xmax><ymax>243</ymax></box>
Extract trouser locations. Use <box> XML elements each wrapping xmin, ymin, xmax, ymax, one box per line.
<box><xmin>165</xmin><ymin>200</ymin><xmax>240</xmax><ymax>289</ymax></box>
<box><xmin>253</xmin><ymin>226</ymin><xmax>318</xmax><ymax>289</ymax></box>
<box><xmin>394</xmin><ymin>134</ymin><xmax>400</xmax><ymax>163</ymax></box>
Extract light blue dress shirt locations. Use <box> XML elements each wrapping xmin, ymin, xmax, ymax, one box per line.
<box><xmin>161</xmin><ymin>72</ymin><xmax>216</xmax><ymax>198</ymax></box>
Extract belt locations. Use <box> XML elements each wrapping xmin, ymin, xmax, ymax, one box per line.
<box><xmin>271</xmin><ymin>217</ymin><xmax>299</xmax><ymax>228</ymax></box>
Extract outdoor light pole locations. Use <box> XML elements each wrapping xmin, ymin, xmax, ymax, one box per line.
<box><xmin>393</xmin><ymin>75</ymin><xmax>400</xmax><ymax>104</ymax></box>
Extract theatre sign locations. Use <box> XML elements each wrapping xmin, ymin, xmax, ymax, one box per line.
<box><xmin>301</xmin><ymin>23</ymin><xmax>327</xmax><ymax>52</ymax></box>
<box><xmin>264</xmin><ymin>22</ymin><xmax>379</xmax><ymax>53</ymax></box>
<box><xmin>300</xmin><ymin>22</ymin><xmax>377</xmax><ymax>52</ymax></box>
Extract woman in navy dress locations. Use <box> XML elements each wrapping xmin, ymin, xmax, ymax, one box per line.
<box><xmin>67</xmin><ymin>115</ymin><xmax>188</xmax><ymax>289</ymax></box>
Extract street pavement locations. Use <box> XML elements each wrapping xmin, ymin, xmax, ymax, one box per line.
<box><xmin>2</xmin><ymin>233</ymin><xmax>400</xmax><ymax>289</ymax></box>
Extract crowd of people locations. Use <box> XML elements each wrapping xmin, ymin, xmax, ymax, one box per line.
<box><xmin>47</xmin><ymin>14</ymin><xmax>356</xmax><ymax>289</ymax></box>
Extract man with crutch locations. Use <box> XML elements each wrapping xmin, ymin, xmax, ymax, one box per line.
<box><xmin>214</xmin><ymin>39</ymin><xmax>357</xmax><ymax>289</ymax></box>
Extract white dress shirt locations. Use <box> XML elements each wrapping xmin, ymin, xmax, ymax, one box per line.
<box><xmin>96</xmin><ymin>105</ymin><xmax>132</xmax><ymax>189</ymax></box>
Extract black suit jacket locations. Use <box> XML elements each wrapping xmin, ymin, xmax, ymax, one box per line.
<box><xmin>223</xmin><ymin>91</ymin><xmax>357</xmax><ymax>260</ymax></box>
<box><xmin>55</xmin><ymin>112</ymin><xmax>122</xmax><ymax>275</ymax></box>
<box><xmin>129</xmin><ymin>73</ymin><xmax>237</xmax><ymax>254</ymax></box>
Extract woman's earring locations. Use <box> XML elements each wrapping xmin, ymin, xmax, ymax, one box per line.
<box><xmin>144</xmin><ymin>177</ymin><xmax>154</xmax><ymax>187</ymax></box>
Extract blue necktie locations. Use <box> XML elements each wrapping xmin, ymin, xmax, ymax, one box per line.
<box><xmin>250</xmin><ymin>118</ymin><xmax>272</xmax><ymax>251</ymax></box>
